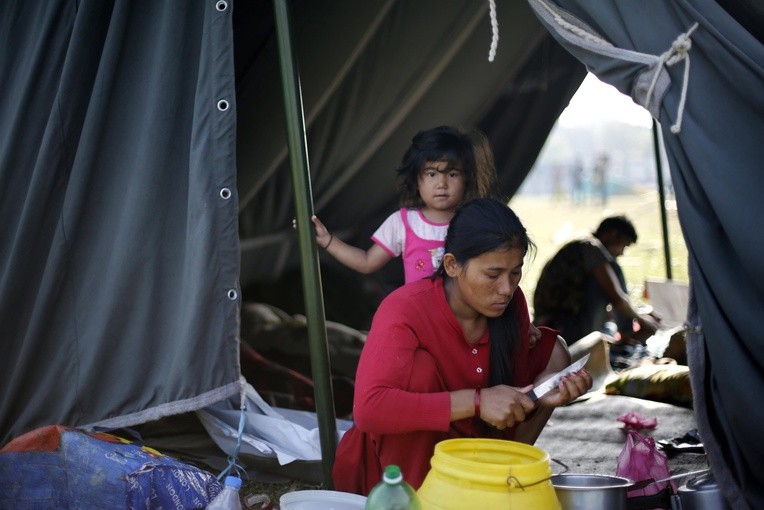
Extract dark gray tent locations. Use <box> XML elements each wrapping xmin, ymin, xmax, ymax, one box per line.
<box><xmin>0</xmin><ymin>0</ymin><xmax>582</xmax><ymax>441</ymax></box>
<box><xmin>0</xmin><ymin>0</ymin><xmax>583</xmax><ymax>476</ymax></box>
<box><xmin>235</xmin><ymin>0</ymin><xmax>585</xmax><ymax>316</ymax></box>
<box><xmin>528</xmin><ymin>1</ymin><xmax>764</xmax><ymax>507</ymax></box>
<box><xmin>1</xmin><ymin>0</ymin><xmax>763</xmax><ymax>507</ymax></box>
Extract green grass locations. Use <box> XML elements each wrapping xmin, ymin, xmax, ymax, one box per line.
<box><xmin>509</xmin><ymin>188</ymin><xmax>689</xmax><ymax>308</ymax></box>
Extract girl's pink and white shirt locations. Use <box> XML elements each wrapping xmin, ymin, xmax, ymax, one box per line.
<box><xmin>372</xmin><ymin>208</ymin><xmax>449</xmax><ymax>283</ymax></box>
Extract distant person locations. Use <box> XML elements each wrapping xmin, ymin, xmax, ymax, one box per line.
<box><xmin>592</xmin><ymin>152</ymin><xmax>610</xmax><ymax>206</ymax></box>
<box><xmin>332</xmin><ymin>198</ymin><xmax>592</xmax><ymax>494</ymax></box>
<box><xmin>308</xmin><ymin>126</ymin><xmax>497</xmax><ymax>284</ymax></box>
<box><xmin>532</xmin><ymin>215</ymin><xmax>659</xmax><ymax>345</ymax></box>
<box><xmin>570</xmin><ymin>158</ymin><xmax>585</xmax><ymax>205</ymax></box>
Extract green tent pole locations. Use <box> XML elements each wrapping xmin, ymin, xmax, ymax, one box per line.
<box><xmin>273</xmin><ymin>0</ymin><xmax>337</xmax><ymax>487</ymax></box>
<box><xmin>652</xmin><ymin>119</ymin><xmax>673</xmax><ymax>280</ymax></box>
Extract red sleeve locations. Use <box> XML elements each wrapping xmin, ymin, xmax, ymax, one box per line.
<box><xmin>352</xmin><ymin>289</ymin><xmax>452</xmax><ymax>435</ymax></box>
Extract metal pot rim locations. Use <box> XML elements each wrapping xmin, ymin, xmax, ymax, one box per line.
<box><xmin>551</xmin><ymin>473</ymin><xmax>634</xmax><ymax>490</ymax></box>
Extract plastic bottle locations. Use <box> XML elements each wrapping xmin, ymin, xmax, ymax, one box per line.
<box><xmin>207</xmin><ymin>475</ymin><xmax>243</xmax><ymax>510</ymax></box>
<box><xmin>365</xmin><ymin>465</ymin><xmax>422</xmax><ymax>510</ymax></box>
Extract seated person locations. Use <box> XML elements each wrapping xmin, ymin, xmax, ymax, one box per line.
<box><xmin>332</xmin><ymin>198</ymin><xmax>592</xmax><ymax>494</ymax></box>
<box><xmin>533</xmin><ymin>215</ymin><xmax>659</xmax><ymax>345</ymax></box>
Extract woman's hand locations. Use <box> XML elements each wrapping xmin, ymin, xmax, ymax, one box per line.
<box><xmin>537</xmin><ymin>369</ymin><xmax>593</xmax><ymax>407</ymax></box>
<box><xmin>478</xmin><ymin>384</ymin><xmax>536</xmax><ymax>430</ymax></box>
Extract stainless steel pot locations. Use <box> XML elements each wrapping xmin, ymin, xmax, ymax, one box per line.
<box><xmin>672</xmin><ymin>472</ymin><xmax>731</xmax><ymax>510</ymax></box>
<box><xmin>551</xmin><ymin>473</ymin><xmax>633</xmax><ymax>510</ymax></box>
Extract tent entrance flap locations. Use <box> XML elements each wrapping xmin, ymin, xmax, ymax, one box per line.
<box><xmin>527</xmin><ymin>1</ymin><xmax>764</xmax><ymax>508</ymax></box>
<box><xmin>0</xmin><ymin>1</ymin><xmax>241</xmax><ymax>444</ymax></box>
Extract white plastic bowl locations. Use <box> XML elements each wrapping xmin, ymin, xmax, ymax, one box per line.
<box><xmin>279</xmin><ymin>489</ymin><xmax>367</xmax><ymax>510</ymax></box>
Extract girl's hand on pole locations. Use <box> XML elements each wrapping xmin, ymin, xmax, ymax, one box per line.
<box><xmin>310</xmin><ymin>215</ymin><xmax>333</xmax><ymax>249</ymax></box>
<box><xmin>293</xmin><ymin>215</ymin><xmax>332</xmax><ymax>249</ymax></box>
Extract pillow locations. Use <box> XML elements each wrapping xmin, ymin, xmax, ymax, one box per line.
<box><xmin>605</xmin><ymin>364</ymin><xmax>693</xmax><ymax>408</ymax></box>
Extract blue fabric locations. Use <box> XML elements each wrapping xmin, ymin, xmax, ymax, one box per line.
<box><xmin>0</xmin><ymin>429</ymin><xmax>221</xmax><ymax>510</ymax></box>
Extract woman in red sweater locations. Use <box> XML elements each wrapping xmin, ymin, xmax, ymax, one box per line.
<box><xmin>332</xmin><ymin>198</ymin><xmax>592</xmax><ymax>494</ymax></box>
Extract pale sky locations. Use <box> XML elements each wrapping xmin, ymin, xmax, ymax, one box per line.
<box><xmin>557</xmin><ymin>73</ymin><xmax>653</xmax><ymax>129</ymax></box>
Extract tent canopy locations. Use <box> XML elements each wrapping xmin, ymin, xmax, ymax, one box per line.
<box><xmin>0</xmin><ymin>0</ymin><xmax>583</xmax><ymax>446</ymax></box>
<box><xmin>528</xmin><ymin>1</ymin><xmax>764</xmax><ymax>507</ymax></box>
<box><xmin>234</xmin><ymin>0</ymin><xmax>585</xmax><ymax>325</ymax></box>
<box><xmin>2</xmin><ymin>0</ymin><xmax>764</xmax><ymax>507</ymax></box>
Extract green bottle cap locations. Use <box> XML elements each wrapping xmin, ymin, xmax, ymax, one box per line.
<box><xmin>383</xmin><ymin>464</ymin><xmax>403</xmax><ymax>484</ymax></box>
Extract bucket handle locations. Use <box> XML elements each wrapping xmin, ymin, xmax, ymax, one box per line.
<box><xmin>505</xmin><ymin>458</ymin><xmax>569</xmax><ymax>490</ymax></box>
<box><xmin>550</xmin><ymin>458</ymin><xmax>570</xmax><ymax>476</ymax></box>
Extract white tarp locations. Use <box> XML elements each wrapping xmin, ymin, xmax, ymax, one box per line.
<box><xmin>197</xmin><ymin>381</ymin><xmax>352</xmax><ymax>466</ymax></box>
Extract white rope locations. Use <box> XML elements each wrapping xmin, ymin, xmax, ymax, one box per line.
<box><xmin>645</xmin><ymin>22</ymin><xmax>699</xmax><ymax>134</ymax></box>
<box><xmin>536</xmin><ymin>0</ymin><xmax>612</xmax><ymax>47</ymax></box>
<box><xmin>488</xmin><ymin>0</ymin><xmax>498</xmax><ymax>62</ymax></box>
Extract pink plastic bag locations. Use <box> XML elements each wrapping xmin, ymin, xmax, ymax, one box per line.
<box><xmin>616</xmin><ymin>429</ymin><xmax>676</xmax><ymax>497</ymax></box>
<box><xmin>617</xmin><ymin>410</ymin><xmax>658</xmax><ymax>430</ymax></box>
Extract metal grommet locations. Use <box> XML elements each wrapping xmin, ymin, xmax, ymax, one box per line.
<box><xmin>217</xmin><ymin>99</ymin><xmax>229</xmax><ymax>111</ymax></box>
<box><xmin>216</xmin><ymin>1</ymin><xmax>228</xmax><ymax>11</ymax></box>
<box><xmin>227</xmin><ymin>289</ymin><xmax>238</xmax><ymax>300</ymax></box>
<box><xmin>219</xmin><ymin>187</ymin><xmax>231</xmax><ymax>200</ymax></box>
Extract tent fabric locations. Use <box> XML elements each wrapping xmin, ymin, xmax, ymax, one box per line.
<box><xmin>234</xmin><ymin>0</ymin><xmax>585</xmax><ymax>303</ymax></box>
<box><xmin>3</xmin><ymin>1</ymin><xmax>763</xmax><ymax>504</ymax></box>
<box><xmin>0</xmin><ymin>1</ymin><xmax>241</xmax><ymax>444</ymax></box>
<box><xmin>0</xmin><ymin>0</ymin><xmax>585</xmax><ymax>447</ymax></box>
<box><xmin>527</xmin><ymin>1</ymin><xmax>764</xmax><ymax>508</ymax></box>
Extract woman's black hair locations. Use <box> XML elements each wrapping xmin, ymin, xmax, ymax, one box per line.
<box><xmin>396</xmin><ymin>126</ymin><xmax>488</xmax><ymax>208</ymax></box>
<box><xmin>433</xmin><ymin>198</ymin><xmax>535</xmax><ymax>386</ymax></box>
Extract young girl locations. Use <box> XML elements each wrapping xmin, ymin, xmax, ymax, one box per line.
<box><xmin>310</xmin><ymin>125</ymin><xmax>497</xmax><ymax>284</ymax></box>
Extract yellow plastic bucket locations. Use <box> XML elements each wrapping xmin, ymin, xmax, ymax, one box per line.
<box><xmin>417</xmin><ymin>438</ymin><xmax>560</xmax><ymax>509</ymax></box>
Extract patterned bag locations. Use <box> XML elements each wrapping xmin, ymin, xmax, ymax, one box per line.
<box><xmin>0</xmin><ymin>425</ymin><xmax>221</xmax><ymax>509</ymax></box>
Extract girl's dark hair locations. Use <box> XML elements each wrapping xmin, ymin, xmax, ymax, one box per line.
<box><xmin>433</xmin><ymin>198</ymin><xmax>535</xmax><ymax>386</ymax></box>
<box><xmin>396</xmin><ymin>126</ymin><xmax>497</xmax><ymax>207</ymax></box>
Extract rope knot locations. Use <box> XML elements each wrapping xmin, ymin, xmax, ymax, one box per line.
<box><xmin>665</xmin><ymin>30</ymin><xmax>694</xmax><ymax>65</ymax></box>
<box><xmin>646</xmin><ymin>22</ymin><xmax>699</xmax><ymax>134</ymax></box>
